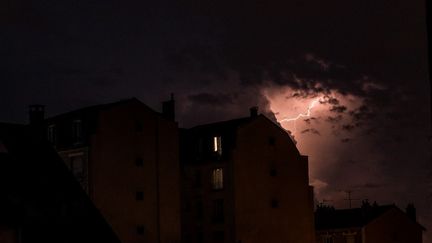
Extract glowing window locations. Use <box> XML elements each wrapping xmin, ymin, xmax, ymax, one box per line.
<box><xmin>213</xmin><ymin>136</ymin><xmax>222</xmax><ymax>155</ymax></box>
<box><xmin>211</xmin><ymin>168</ymin><xmax>224</xmax><ymax>190</ymax></box>
<box><xmin>322</xmin><ymin>235</ymin><xmax>334</xmax><ymax>243</ymax></box>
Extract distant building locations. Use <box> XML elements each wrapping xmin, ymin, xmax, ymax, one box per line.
<box><xmin>33</xmin><ymin>98</ymin><xmax>181</xmax><ymax>243</ymax></box>
<box><xmin>315</xmin><ymin>202</ymin><xmax>425</xmax><ymax>243</ymax></box>
<box><xmin>180</xmin><ymin>108</ymin><xmax>315</xmax><ymax>243</ymax></box>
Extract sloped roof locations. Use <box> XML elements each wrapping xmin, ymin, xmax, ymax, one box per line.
<box><xmin>44</xmin><ymin>97</ymin><xmax>161</xmax><ymax>122</ymax></box>
<box><xmin>188</xmin><ymin>116</ymin><xmax>254</xmax><ymax>133</ymax></box>
<box><xmin>315</xmin><ymin>205</ymin><xmax>425</xmax><ymax>231</ymax></box>
<box><xmin>0</xmin><ymin>125</ymin><xmax>121</xmax><ymax>243</ymax></box>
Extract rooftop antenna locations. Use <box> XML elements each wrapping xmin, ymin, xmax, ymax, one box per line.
<box><xmin>344</xmin><ymin>190</ymin><xmax>360</xmax><ymax>209</ymax></box>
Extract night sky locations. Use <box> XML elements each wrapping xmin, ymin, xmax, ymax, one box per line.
<box><xmin>1</xmin><ymin>0</ymin><xmax>431</xmax><ymax>241</ymax></box>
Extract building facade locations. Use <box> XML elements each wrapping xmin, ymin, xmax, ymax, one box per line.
<box><xmin>180</xmin><ymin>109</ymin><xmax>315</xmax><ymax>243</ymax></box>
<box><xmin>315</xmin><ymin>203</ymin><xmax>425</xmax><ymax>243</ymax></box>
<box><xmin>34</xmin><ymin>98</ymin><xmax>181</xmax><ymax>243</ymax></box>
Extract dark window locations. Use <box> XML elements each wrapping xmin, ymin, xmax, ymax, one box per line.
<box><xmin>193</xmin><ymin>171</ymin><xmax>201</xmax><ymax>188</ymax></box>
<box><xmin>136</xmin><ymin>191</ymin><xmax>144</xmax><ymax>200</ymax></box>
<box><xmin>196</xmin><ymin>200</ymin><xmax>203</xmax><ymax>220</ymax></box>
<box><xmin>271</xmin><ymin>199</ymin><xmax>279</xmax><ymax>208</ymax></box>
<box><xmin>136</xmin><ymin>225</ymin><xmax>144</xmax><ymax>235</ymax></box>
<box><xmin>185</xmin><ymin>201</ymin><xmax>191</xmax><ymax>212</ymax></box>
<box><xmin>197</xmin><ymin>228</ymin><xmax>204</xmax><ymax>243</ymax></box>
<box><xmin>212</xmin><ymin>199</ymin><xmax>224</xmax><ymax>223</ymax></box>
<box><xmin>72</xmin><ymin>120</ymin><xmax>83</xmax><ymax>143</ymax></box>
<box><xmin>70</xmin><ymin>156</ymin><xmax>85</xmax><ymax>178</ymax></box>
<box><xmin>213</xmin><ymin>231</ymin><xmax>224</xmax><ymax>241</ymax></box>
<box><xmin>135</xmin><ymin>158</ymin><xmax>144</xmax><ymax>167</ymax></box>
<box><xmin>47</xmin><ymin>125</ymin><xmax>56</xmax><ymax>144</ymax></box>
<box><xmin>270</xmin><ymin>168</ymin><xmax>277</xmax><ymax>177</ymax></box>
<box><xmin>135</xmin><ymin>121</ymin><xmax>143</xmax><ymax>132</ymax></box>
<box><xmin>268</xmin><ymin>136</ymin><xmax>275</xmax><ymax>146</ymax></box>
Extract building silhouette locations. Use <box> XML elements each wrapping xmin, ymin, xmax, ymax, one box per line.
<box><xmin>0</xmin><ymin>122</ymin><xmax>121</xmax><ymax>243</ymax></box>
<box><xmin>315</xmin><ymin>201</ymin><xmax>425</xmax><ymax>243</ymax></box>
<box><xmin>180</xmin><ymin>108</ymin><xmax>315</xmax><ymax>243</ymax></box>
<box><xmin>34</xmin><ymin>98</ymin><xmax>181</xmax><ymax>243</ymax></box>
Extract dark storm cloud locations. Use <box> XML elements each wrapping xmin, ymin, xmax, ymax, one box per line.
<box><xmin>326</xmin><ymin>115</ymin><xmax>343</xmax><ymax>124</ymax></box>
<box><xmin>330</xmin><ymin>105</ymin><xmax>347</xmax><ymax>113</ymax></box>
<box><xmin>340</xmin><ymin>138</ymin><xmax>352</xmax><ymax>143</ymax></box>
<box><xmin>303</xmin><ymin>117</ymin><xmax>318</xmax><ymax>124</ymax></box>
<box><xmin>341</xmin><ymin>124</ymin><xmax>356</xmax><ymax>132</ymax></box>
<box><xmin>188</xmin><ymin>93</ymin><xmax>236</xmax><ymax>106</ymax></box>
<box><xmin>301</xmin><ymin>128</ymin><xmax>321</xmax><ymax>136</ymax></box>
<box><xmin>349</xmin><ymin>105</ymin><xmax>376</xmax><ymax>122</ymax></box>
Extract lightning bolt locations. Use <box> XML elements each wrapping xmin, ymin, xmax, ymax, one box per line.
<box><xmin>280</xmin><ymin>98</ymin><xmax>321</xmax><ymax>123</ymax></box>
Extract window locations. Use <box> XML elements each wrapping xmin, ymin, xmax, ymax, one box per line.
<box><xmin>211</xmin><ymin>168</ymin><xmax>224</xmax><ymax>190</ymax></box>
<box><xmin>271</xmin><ymin>199</ymin><xmax>279</xmax><ymax>208</ymax></box>
<box><xmin>196</xmin><ymin>200</ymin><xmax>203</xmax><ymax>220</ymax></box>
<box><xmin>193</xmin><ymin>171</ymin><xmax>202</xmax><ymax>188</ymax></box>
<box><xmin>268</xmin><ymin>136</ymin><xmax>275</xmax><ymax>146</ymax></box>
<box><xmin>322</xmin><ymin>235</ymin><xmax>334</xmax><ymax>243</ymax></box>
<box><xmin>213</xmin><ymin>136</ymin><xmax>222</xmax><ymax>155</ymax></box>
<box><xmin>47</xmin><ymin>124</ymin><xmax>56</xmax><ymax>144</ymax></box>
<box><xmin>135</xmin><ymin>157</ymin><xmax>144</xmax><ymax>167</ymax></box>
<box><xmin>197</xmin><ymin>227</ymin><xmax>204</xmax><ymax>243</ymax></box>
<box><xmin>136</xmin><ymin>191</ymin><xmax>144</xmax><ymax>200</ymax></box>
<box><xmin>72</xmin><ymin>120</ymin><xmax>82</xmax><ymax>143</ymax></box>
<box><xmin>135</xmin><ymin>120</ymin><xmax>143</xmax><ymax>132</ymax></box>
<box><xmin>212</xmin><ymin>199</ymin><xmax>224</xmax><ymax>223</ymax></box>
<box><xmin>70</xmin><ymin>156</ymin><xmax>84</xmax><ymax>178</ymax></box>
<box><xmin>343</xmin><ymin>233</ymin><xmax>356</xmax><ymax>243</ymax></box>
<box><xmin>136</xmin><ymin>225</ymin><xmax>144</xmax><ymax>235</ymax></box>
<box><xmin>345</xmin><ymin>236</ymin><xmax>355</xmax><ymax>243</ymax></box>
<box><xmin>212</xmin><ymin>231</ymin><xmax>224</xmax><ymax>241</ymax></box>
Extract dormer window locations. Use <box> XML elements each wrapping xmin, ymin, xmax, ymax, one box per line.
<box><xmin>213</xmin><ymin>136</ymin><xmax>222</xmax><ymax>155</ymax></box>
<box><xmin>72</xmin><ymin>119</ymin><xmax>82</xmax><ymax>143</ymax></box>
<box><xmin>47</xmin><ymin>124</ymin><xmax>56</xmax><ymax>144</ymax></box>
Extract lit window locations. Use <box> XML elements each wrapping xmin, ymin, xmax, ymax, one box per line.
<box><xmin>47</xmin><ymin>124</ymin><xmax>56</xmax><ymax>144</ymax></box>
<box><xmin>211</xmin><ymin>168</ymin><xmax>223</xmax><ymax>190</ymax></box>
<box><xmin>345</xmin><ymin>236</ymin><xmax>355</xmax><ymax>243</ymax></box>
<box><xmin>213</xmin><ymin>136</ymin><xmax>222</xmax><ymax>155</ymax></box>
<box><xmin>72</xmin><ymin>120</ymin><xmax>82</xmax><ymax>143</ymax></box>
<box><xmin>322</xmin><ymin>235</ymin><xmax>334</xmax><ymax>243</ymax></box>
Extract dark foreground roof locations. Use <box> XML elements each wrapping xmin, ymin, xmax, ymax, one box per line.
<box><xmin>0</xmin><ymin>124</ymin><xmax>120</xmax><ymax>243</ymax></box>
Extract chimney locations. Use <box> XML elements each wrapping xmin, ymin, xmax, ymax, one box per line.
<box><xmin>29</xmin><ymin>105</ymin><xmax>45</xmax><ymax>125</ymax></box>
<box><xmin>406</xmin><ymin>203</ymin><xmax>417</xmax><ymax>222</ymax></box>
<box><xmin>250</xmin><ymin>106</ymin><xmax>259</xmax><ymax>117</ymax></box>
<box><xmin>162</xmin><ymin>93</ymin><xmax>175</xmax><ymax>121</ymax></box>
